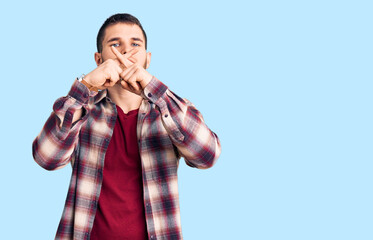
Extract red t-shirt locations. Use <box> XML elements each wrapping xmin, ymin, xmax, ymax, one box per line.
<box><xmin>90</xmin><ymin>106</ymin><xmax>148</xmax><ymax>240</ymax></box>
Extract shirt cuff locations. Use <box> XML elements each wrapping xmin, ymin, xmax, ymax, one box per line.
<box><xmin>143</xmin><ymin>76</ymin><xmax>168</xmax><ymax>105</ymax></box>
<box><xmin>68</xmin><ymin>80</ymin><xmax>98</xmax><ymax>104</ymax></box>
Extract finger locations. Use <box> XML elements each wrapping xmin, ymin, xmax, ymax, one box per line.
<box><xmin>110</xmin><ymin>68</ymin><xmax>121</xmax><ymax>83</ymax></box>
<box><xmin>120</xmin><ymin>79</ymin><xmax>130</xmax><ymax>89</ymax></box>
<box><xmin>127</xmin><ymin>70</ymin><xmax>141</xmax><ymax>92</ymax></box>
<box><xmin>110</xmin><ymin>59</ymin><xmax>125</xmax><ymax>72</ymax></box>
<box><xmin>103</xmin><ymin>78</ymin><xmax>116</xmax><ymax>87</ymax></box>
<box><xmin>116</xmin><ymin>56</ymin><xmax>134</xmax><ymax>70</ymax></box>
<box><xmin>106</xmin><ymin>62</ymin><xmax>122</xmax><ymax>81</ymax></box>
<box><xmin>128</xmin><ymin>57</ymin><xmax>136</xmax><ymax>63</ymax></box>
<box><xmin>122</xmin><ymin>47</ymin><xmax>139</xmax><ymax>58</ymax></box>
<box><xmin>123</xmin><ymin>58</ymin><xmax>134</xmax><ymax>69</ymax></box>
<box><xmin>103</xmin><ymin>81</ymin><xmax>112</xmax><ymax>87</ymax></box>
<box><xmin>112</xmin><ymin>49</ymin><xmax>137</xmax><ymax>69</ymax></box>
<box><xmin>120</xmin><ymin>79</ymin><xmax>135</xmax><ymax>92</ymax></box>
<box><xmin>115</xmin><ymin>63</ymin><xmax>124</xmax><ymax>73</ymax></box>
<box><xmin>111</xmin><ymin>46</ymin><xmax>139</xmax><ymax>67</ymax></box>
<box><xmin>102</xmin><ymin>69</ymin><xmax>120</xmax><ymax>87</ymax></box>
<box><xmin>120</xmin><ymin>63</ymin><xmax>137</xmax><ymax>80</ymax></box>
<box><xmin>120</xmin><ymin>78</ymin><xmax>142</xmax><ymax>95</ymax></box>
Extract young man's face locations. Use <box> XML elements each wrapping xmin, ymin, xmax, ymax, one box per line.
<box><xmin>95</xmin><ymin>23</ymin><xmax>151</xmax><ymax>69</ymax></box>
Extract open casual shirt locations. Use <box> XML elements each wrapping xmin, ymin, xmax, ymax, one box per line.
<box><xmin>32</xmin><ymin>77</ymin><xmax>221</xmax><ymax>240</ymax></box>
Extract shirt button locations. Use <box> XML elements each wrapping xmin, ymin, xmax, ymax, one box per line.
<box><xmin>150</xmin><ymin>235</ymin><xmax>155</xmax><ymax>239</ymax></box>
<box><xmin>84</xmin><ymin>93</ymin><xmax>88</xmax><ymax>98</ymax></box>
<box><xmin>148</xmin><ymin>93</ymin><xmax>152</xmax><ymax>97</ymax></box>
<box><xmin>164</xmin><ymin>114</ymin><xmax>168</xmax><ymax>118</ymax></box>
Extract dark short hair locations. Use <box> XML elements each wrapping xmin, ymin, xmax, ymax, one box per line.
<box><xmin>96</xmin><ymin>13</ymin><xmax>147</xmax><ymax>53</ymax></box>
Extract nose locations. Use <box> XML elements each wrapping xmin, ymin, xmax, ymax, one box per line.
<box><xmin>121</xmin><ymin>45</ymin><xmax>132</xmax><ymax>55</ymax></box>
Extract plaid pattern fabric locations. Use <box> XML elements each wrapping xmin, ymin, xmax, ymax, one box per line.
<box><xmin>32</xmin><ymin>77</ymin><xmax>221</xmax><ymax>240</ymax></box>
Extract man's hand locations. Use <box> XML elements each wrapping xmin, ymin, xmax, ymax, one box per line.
<box><xmin>83</xmin><ymin>48</ymin><xmax>138</xmax><ymax>90</ymax></box>
<box><xmin>111</xmin><ymin>46</ymin><xmax>153</xmax><ymax>95</ymax></box>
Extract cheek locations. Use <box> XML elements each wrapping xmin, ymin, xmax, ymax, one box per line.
<box><xmin>101</xmin><ymin>49</ymin><xmax>116</xmax><ymax>61</ymax></box>
<box><xmin>134</xmin><ymin>52</ymin><xmax>147</xmax><ymax>63</ymax></box>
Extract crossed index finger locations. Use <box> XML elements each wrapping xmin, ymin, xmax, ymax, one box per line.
<box><xmin>111</xmin><ymin>46</ymin><xmax>139</xmax><ymax>68</ymax></box>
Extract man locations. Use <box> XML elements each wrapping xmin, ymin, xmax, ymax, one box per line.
<box><xmin>33</xmin><ymin>13</ymin><xmax>221</xmax><ymax>240</ymax></box>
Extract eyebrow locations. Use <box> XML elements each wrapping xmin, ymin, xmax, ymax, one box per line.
<box><xmin>131</xmin><ymin>37</ymin><xmax>143</xmax><ymax>42</ymax></box>
<box><xmin>107</xmin><ymin>37</ymin><xmax>121</xmax><ymax>43</ymax></box>
<box><xmin>106</xmin><ymin>37</ymin><xmax>144</xmax><ymax>43</ymax></box>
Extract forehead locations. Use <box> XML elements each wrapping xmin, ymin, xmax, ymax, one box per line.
<box><xmin>103</xmin><ymin>23</ymin><xmax>144</xmax><ymax>42</ymax></box>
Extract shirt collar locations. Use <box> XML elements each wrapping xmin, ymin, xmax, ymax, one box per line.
<box><xmin>93</xmin><ymin>89</ymin><xmax>110</xmax><ymax>104</ymax></box>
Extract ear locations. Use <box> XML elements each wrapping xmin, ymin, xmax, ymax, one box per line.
<box><xmin>94</xmin><ymin>52</ymin><xmax>102</xmax><ymax>66</ymax></box>
<box><xmin>145</xmin><ymin>52</ymin><xmax>152</xmax><ymax>69</ymax></box>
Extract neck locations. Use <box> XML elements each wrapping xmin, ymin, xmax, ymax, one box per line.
<box><xmin>107</xmin><ymin>83</ymin><xmax>143</xmax><ymax>114</ymax></box>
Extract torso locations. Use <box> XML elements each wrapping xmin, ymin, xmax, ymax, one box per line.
<box><xmin>90</xmin><ymin>105</ymin><xmax>148</xmax><ymax>240</ymax></box>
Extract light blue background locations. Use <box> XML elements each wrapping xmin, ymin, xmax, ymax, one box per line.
<box><xmin>1</xmin><ymin>0</ymin><xmax>372</xmax><ymax>239</ymax></box>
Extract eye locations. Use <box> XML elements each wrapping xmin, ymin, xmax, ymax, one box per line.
<box><xmin>132</xmin><ymin>43</ymin><xmax>140</xmax><ymax>47</ymax></box>
<box><xmin>111</xmin><ymin>43</ymin><xmax>120</xmax><ymax>47</ymax></box>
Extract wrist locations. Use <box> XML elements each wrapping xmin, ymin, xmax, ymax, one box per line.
<box><xmin>140</xmin><ymin>73</ymin><xmax>153</xmax><ymax>88</ymax></box>
<box><xmin>77</xmin><ymin>74</ymin><xmax>98</xmax><ymax>92</ymax></box>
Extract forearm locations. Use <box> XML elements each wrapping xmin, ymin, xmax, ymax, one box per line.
<box><xmin>32</xmin><ymin>113</ymin><xmax>80</xmax><ymax>170</ymax></box>
<box><xmin>32</xmin><ymin>80</ymin><xmax>96</xmax><ymax>170</ymax></box>
<box><xmin>143</xmin><ymin>77</ymin><xmax>221</xmax><ymax>169</ymax></box>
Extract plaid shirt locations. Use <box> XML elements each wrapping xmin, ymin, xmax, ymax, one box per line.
<box><xmin>32</xmin><ymin>77</ymin><xmax>221</xmax><ymax>240</ymax></box>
